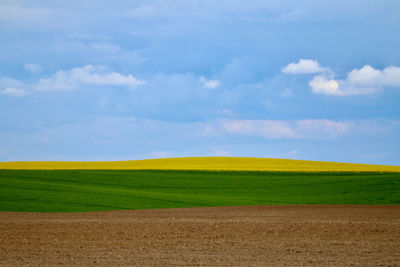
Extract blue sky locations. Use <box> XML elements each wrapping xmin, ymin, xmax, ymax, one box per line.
<box><xmin>1</xmin><ymin>0</ymin><xmax>400</xmax><ymax>164</ymax></box>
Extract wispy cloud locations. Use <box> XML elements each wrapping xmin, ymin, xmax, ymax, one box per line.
<box><xmin>35</xmin><ymin>65</ymin><xmax>145</xmax><ymax>90</ymax></box>
<box><xmin>24</xmin><ymin>63</ymin><xmax>42</xmax><ymax>74</ymax></box>
<box><xmin>0</xmin><ymin>87</ymin><xmax>28</xmax><ymax>97</ymax></box>
<box><xmin>0</xmin><ymin>77</ymin><xmax>28</xmax><ymax>97</ymax></box>
<box><xmin>200</xmin><ymin>77</ymin><xmax>221</xmax><ymax>89</ymax></box>
<box><xmin>203</xmin><ymin>119</ymin><xmax>350</xmax><ymax>140</ymax></box>
<box><xmin>0</xmin><ymin>4</ymin><xmax>53</xmax><ymax>23</ymax></box>
<box><xmin>201</xmin><ymin>118</ymin><xmax>400</xmax><ymax>143</ymax></box>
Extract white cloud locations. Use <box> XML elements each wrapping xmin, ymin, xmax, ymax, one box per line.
<box><xmin>35</xmin><ymin>65</ymin><xmax>145</xmax><ymax>90</ymax></box>
<box><xmin>347</xmin><ymin>65</ymin><xmax>400</xmax><ymax>87</ymax></box>
<box><xmin>0</xmin><ymin>77</ymin><xmax>29</xmax><ymax>97</ymax></box>
<box><xmin>205</xmin><ymin>119</ymin><xmax>350</xmax><ymax>140</ymax></box>
<box><xmin>309</xmin><ymin>75</ymin><xmax>341</xmax><ymax>95</ymax></box>
<box><xmin>0</xmin><ymin>77</ymin><xmax>26</xmax><ymax>90</ymax></box>
<box><xmin>309</xmin><ymin>65</ymin><xmax>400</xmax><ymax>96</ymax></box>
<box><xmin>200</xmin><ymin>77</ymin><xmax>221</xmax><ymax>89</ymax></box>
<box><xmin>282</xmin><ymin>59</ymin><xmax>326</xmax><ymax>74</ymax></box>
<box><xmin>24</xmin><ymin>63</ymin><xmax>42</xmax><ymax>74</ymax></box>
<box><xmin>285</xmin><ymin>61</ymin><xmax>400</xmax><ymax>96</ymax></box>
<box><xmin>0</xmin><ymin>87</ymin><xmax>28</xmax><ymax>97</ymax></box>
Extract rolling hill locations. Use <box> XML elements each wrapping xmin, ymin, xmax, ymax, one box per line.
<box><xmin>1</xmin><ymin>157</ymin><xmax>400</xmax><ymax>172</ymax></box>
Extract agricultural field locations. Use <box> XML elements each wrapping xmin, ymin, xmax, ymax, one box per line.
<box><xmin>0</xmin><ymin>167</ymin><xmax>399</xmax><ymax>212</ymax></box>
<box><xmin>1</xmin><ymin>205</ymin><xmax>400</xmax><ymax>266</ymax></box>
<box><xmin>1</xmin><ymin>157</ymin><xmax>399</xmax><ymax>265</ymax></box>
<box><xmin>1</xmin><ymin>157</ymin><xmax>400</xmax><ymax>172</ymax></box>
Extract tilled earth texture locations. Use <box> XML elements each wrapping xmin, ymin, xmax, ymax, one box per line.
<box><xmin>1</xmin><ymin>205</ymin><xmax>399</xmax><ymax>266</ymax></box>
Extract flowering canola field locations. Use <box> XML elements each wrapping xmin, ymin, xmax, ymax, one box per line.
<box><xmin>0</xmin><ymin>157</ymin><xmax>399</xmax><ymax>172</ymax></box>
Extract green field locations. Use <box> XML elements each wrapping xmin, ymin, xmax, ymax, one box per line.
<box><xmin>0</xmin><ymin>170</ymin><xmax>399</xmax><ymax>212</ymax></box>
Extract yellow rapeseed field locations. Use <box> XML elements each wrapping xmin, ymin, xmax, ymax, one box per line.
<box><xmin>0</xmin><ymin>157</ymin><xmax>399</xmax><ymax>172</ymax></box>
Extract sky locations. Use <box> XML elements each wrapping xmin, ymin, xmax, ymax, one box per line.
<box><xmin>0</xmin><ymin>0</ymin><xmax>400</xmax><ymax>164</ymax></box>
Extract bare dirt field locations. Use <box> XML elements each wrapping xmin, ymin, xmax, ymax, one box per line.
<box><xmin>1</xmin><ymin>205</ymin><xmax>399</xmax><ymax>266</ymax></box>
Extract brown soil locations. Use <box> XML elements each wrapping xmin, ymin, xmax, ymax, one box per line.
<box><xmin>1</xmin><ymin>205</ymin><xmax>399</xmax><ymax>266</ymax></box>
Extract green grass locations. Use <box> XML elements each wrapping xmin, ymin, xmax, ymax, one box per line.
<box><xmin>0</xmin><ymin>170</ymin><xmax>399</xmax><ymax>212</ymax></box>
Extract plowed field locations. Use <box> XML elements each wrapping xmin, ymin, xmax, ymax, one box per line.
<box><xmin>1</xmin><ymin>205</ymin><xmax>399</xmax><ymax>266</ymax></box>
